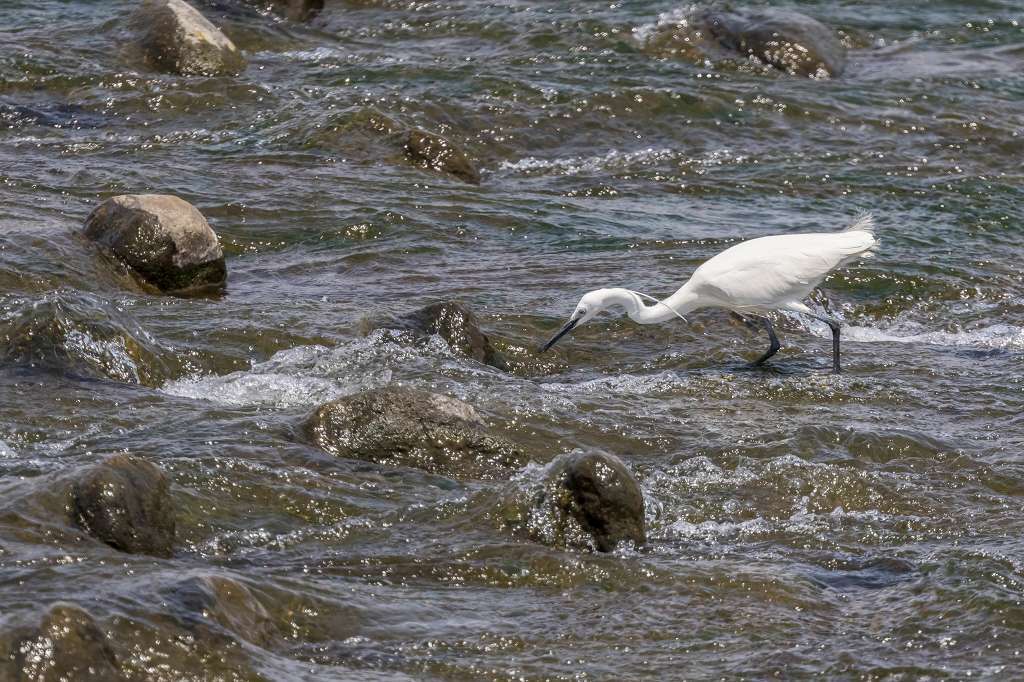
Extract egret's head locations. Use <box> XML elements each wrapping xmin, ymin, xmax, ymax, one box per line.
<box><xmin>539</xmin><ymin>289</ymin><xmax>613</xmax><ymax>353</ymax></box>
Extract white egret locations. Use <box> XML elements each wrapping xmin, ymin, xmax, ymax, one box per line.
<box><xmin>540</xmin><ymin>214</ymin><xmax>878</xmax><ymax>373</ymax></box>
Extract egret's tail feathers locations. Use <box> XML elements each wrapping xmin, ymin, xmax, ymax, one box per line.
<box><xmin>843</xmin><ymin>212</ymin><xmax>875</xmax><ymax>235</ymax></box>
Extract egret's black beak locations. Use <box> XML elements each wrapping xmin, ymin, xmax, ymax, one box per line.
<box><xmin>540</xmin><ymin>317</ymin><xmax>580</xmax><ymax>353</ymax></box>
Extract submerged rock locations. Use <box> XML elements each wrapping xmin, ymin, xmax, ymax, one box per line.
<box><xmin>366</xmin><ymin>301</ymin><xmax>567</xmax><ymax>376</ymax></box>
<box><xmin>84</xmin><ymin>194</ymin><xmax>227</xmax><ymax>294</ymax></box>
<box><xmin>135</xmin><ymin>0</ymin><xmax>246</xmax><ymax>76</ymax></box>
<box><xmin>404</xmin><ymin>129</ymin><xmax>481</xmax><ymax>185</ymax></box>
<box><xmin>72</xmin><ymin>454</ymin><xmax>176</xmax><ymax>557</ymax></box>
<box><xmin>502</xmin><ymin>452</ymin><xmax>646</xmax><ymax>552</ymax></box>
<box><xmin>304</xmin><ymin>386</ymin><xmax>525</xmax><ymax>479</ymax></box>
<box><xmin>265</xmin><ymin>0</ymin><xmax>324</xmax><ymax>21</ymax></box>
<box><xmin>165</xmin><ymin>575</ymin><xmax>275</xmax><ymax>647</ymax></box>
<box><xmin>0</xmin><ymin>289</ymin><xmax>177</xmax><ymax>385</ymax></box>
<box><xmin>369</xmin><ymin>301</ymin><xmax>504</xmax><ymax>368</ymax></box>
<box><xmin>645</xmin><ymin>8</ymin><xmax>846</xmax><ymax>78</ymax></box>
<box><xmin>8</xmin><ymin>603</ymin><xmax>119</xmax><ymax>681</ymax></box>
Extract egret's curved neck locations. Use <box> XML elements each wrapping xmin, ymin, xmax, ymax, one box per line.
<box><xmin>602</xmin><ymin>285</ymin><xmax>702</xmax><ymax>325</ymax></box>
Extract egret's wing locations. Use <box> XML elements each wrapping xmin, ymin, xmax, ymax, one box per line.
<box><xmin>689</xmin><ymin>231</ymin><xmax>876</xmax><ymax>308</ymax></box>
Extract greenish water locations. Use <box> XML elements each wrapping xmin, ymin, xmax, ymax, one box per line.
<box><xmin>1</xmin><ymin>0</ymin><xmax>1024</xmax><ymax>679</ymax></box>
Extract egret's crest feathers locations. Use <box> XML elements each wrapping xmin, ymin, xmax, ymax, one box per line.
<box><xmin>627</xmin><ymin>289</ymin><xmax>688</xmax><ymax>322</ymax></box>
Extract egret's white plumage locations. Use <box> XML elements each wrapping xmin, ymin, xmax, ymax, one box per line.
<box><xmin>540</xmin><ymin>214</ymin><xmax>878</xmax><ymax>372</ymax></box>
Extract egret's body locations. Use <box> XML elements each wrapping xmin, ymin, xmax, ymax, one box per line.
<box><xmin>540</xmin><ymin>215</ymin><xmax>878</xmax><ymax>372</ymax></box>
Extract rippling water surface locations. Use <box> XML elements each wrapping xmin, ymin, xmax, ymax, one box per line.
<box><xmin>2</xmin><ymin>0</ymin><xmax>1024</xmax><ymax>679</ymax></box>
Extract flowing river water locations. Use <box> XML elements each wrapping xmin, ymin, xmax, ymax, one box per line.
<box><xmin>2</xmin><ymin>0</ymin><xmax>1024</xmax><ymax>679</ymax></box>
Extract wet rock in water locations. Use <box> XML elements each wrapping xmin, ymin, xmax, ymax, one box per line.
<box><xmin>645</xmin><ymin>8</ymin><xmax>846</xmax><ymax>78</ymax></box>
<box><xmin>0</xmin><ymin>100</ymin><xmax>106</xmax><ymax>130</ymax></box>
<box><xmin>505</xmin><ymin>452</ymin><xmax>646</xmax><ymax>552</ymax></box>
<box><xmin>264</xmin><ymin>0</ymin><xmax>324</xmax><ymax>21</ymax></box>
<box><xmin>8</xmin><ymin>603</ymin><xmax>119</xmax><ymax>681</ymax></box>
<box><xmin>488</xmin><ymin>335</ymin><xmax>569</xmax><ymax>376</ymax></box>
<box><xmin>304</xmin><ymin>386</ymin><xmax>525</xmax><ymax>479</ymax></box>
<box><xmin>72</xmin><ymin>454</ymin><xmax>176</xmax><ymax>557</ymax></box>
<box><xmin>135</xmin><ymin>0</ymin><xmax>246</xmax><ymax>76</ymax></box>
<box><xmin>165</xmin><ymin>575</ymin><xmax>275</xmax><ymax>647</ymax></box>
<box><xmin>299</xmin><ymin>107</ymin><xmax>402</xmax><ymax>154</ymax></box>
<box><xmin>404</xmin><ymin>129</ymin><xmax>481</xmax><ymax>185</ymax></box>
<box><xmin>84</xmin><ymin>194</ymin><xmax>227</xmax><ymax>294</ymax></box>
<box><xmin>370</xmin><ymin>301</ymin><xmax>504</xmax><ymax>368</ymax></box>
<box><xmin>0</xmin><ymin>289</ymin><xmax>177</xmax><ymax>386</ymax></box>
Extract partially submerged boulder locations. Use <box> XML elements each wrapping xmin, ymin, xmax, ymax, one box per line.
<box><xmin>0</xmin><ymin>289</ymin><xmax>177</xmax><ymax>386</ymax></box>
<box><xmin>84</xmin><ymin>194</ymin><xmax>227</xmax><ymax>294</ymax></box>
<box><xmin>369</xmin><ymin>301</ymin><xmax>504</xmax><ymax>368</ymax></box>
<box><xmin>304</xmin><ymin>386</ymin><xmax>525</xmax><ymax>479</ymax></box>
<box><xmin>8</xmin><ymin>603</ymin><xmax>119</xmax><ymax>681</ymax></box>
<box><xmin>404</xmin><ymin>129</ymin><xmax>481</xmax><ymax>185</ymax></box>
<box><xmin>645</xmin><ymin>8</ymin><xmax>846</xmax><ymax>78</ymax></box>
<box><xmin>502</xmin><ymin>452</ymin><xmax>646</xmax><ymax>552</ymax></box>
<box><xmin>72</xmin><ymin>454</ymin><xmax>176</xmax><ymax>557</ymax></box>
<box><xmin>265</xmin><ymin>0</ymin><xmax>324</xmax><ymax>21</ymax></box>
<box><xmin>165</xmin><ymin>575</ymin><xmax>275</xmax><ymax>647</ymax></box>
<box><xmin>365</xmin><ymin>301</ymin><xmax>568</xmax><ymax>376</ymax></box>
<box><xmin>135</xmin><ymin>0</ymin><xmax>246</xmax><ymax>76</ymax></box>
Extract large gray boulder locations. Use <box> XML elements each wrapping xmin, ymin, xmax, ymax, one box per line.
<box><xmin>404</xmin><ymin>129</ymin><xmax>481</xmax><ymax>185</ymax></box>
<box><xmin>84</xmin><ymin>194</ymin><xmax>227</xmax><ymax>294</ymax></box>
<box><xmin>304</xmin><ymin>386</ymin><xmax>526</xmax><ymax>479</ymax></box>
<box><xmin>6</xmin><ymin>603</ymin><xmax>119</xmax><ymax>681</ymax></box>
<box><xmin>135</xmin><ymin>0</ymin><xmax>246</xmax><ymax>76</ymax></box>
<box><xmin>645</xmin><ymin>8</ymin><xmax>846</xmax><ymax>78</ymax></box>
<box><xmin>502</xmin><ymin>452</ymin><xmax>646</xmax><ymax>552</ymax></box>
<box><xmin>72</xmin><ymin>454</ymin><xmax>176</xmax><ymax>557</ymax></box>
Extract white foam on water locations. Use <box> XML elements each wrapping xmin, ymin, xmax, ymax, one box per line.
<box><xmin>540</xmin><ymin>370</ymin><xmax>684</xmax><ymax>396</ymax></box>
<box><xmin>163</xmin><ymin>371</ymin><xmax>348</xmax><ymax>409</ymax></box>
<box><xmin>841</xmin><ymin>323</ymin><xmax>1024</xmax><ymax>350</ymax></box>
<box><xmin>631</xmin><ymin>4</ymin><xmax>696</xmax><ymax>44</ymax></box>
<box><xmin>498</xmin><ymin>147</ymin><xmax>677</xmax><ymax>175</ymax></box>
<box><xmin>0</xmin><ymin>440</ymin><xmax>14</xmax><ymax>457</ymax></box>
<box><xmin>161</xmin><ymin>331</ymin><xmax>463</xmax><ymax>408</ymax></box>
<box><xmin>783</xmin><ymin>303</ymin><xmax>1024</xmax><ymax>350</ymax></box>
<box><xmin>499</xmin><ymin>146</ymin><xmax>747</xmax><ymax>177</ymax></box>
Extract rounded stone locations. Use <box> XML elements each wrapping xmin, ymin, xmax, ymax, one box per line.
<box><xmin>71</xmin><ymin>454</ymin><xmax>176</xmax><ymax>557</ymax></box>
<box><xmin>371</xmin><ymin>300</ymin><xmax>505</xmax><ymax>368</ymax></box>
<box><xmin>83</xmin><ymin>194</ymin><xmax>227</xmax><ymax>294</ymax></box>
<box><xmin>556</xmin><ymin>452</ymin><xmax>646</xmax><ymax>552</ymax></box>
<box><xmin>0</xmin><ymin>289</ymin><xmax>177</xmax><ymax>386</ymax></box>
<box><xmin>266</xmin><ymin>0</ymin><xmax>324</xmax><ymax>21</ymax></box>
<box><xmin>304</xmin><ymin>386</ymin><xmax>525</xmax><ymax>479</ymax></box>
<box><xmin>514</xmin><ymin>452</ymin><xmax>646</xmax><ymax>553</ymax></box>
<box><xmin>165</xmin><ymin>575</ymin><xmax>275</xmax><ymax>647</ymax></box>
<box><xmin>10</xmin><ymin>603</ymin><xmax>119</xmax><ymax>682</ymax></box>
<box><xmin>404</xmin><ymin>129</ymin><xmax>481</xmax><ymax>185</ymax></box>
<box><xmin>645</xmin><ymin>8</ymin><xmax>846</xmax><ymax>79</ymax></box>
<box><xmin>701</xmin><ymin>8</ymin><xmax>846</xmax><ymax>78</ymax></box>
<box><xmin>135</xmin><ymin>0</ymin><xmax>246</xmax><ymax>76</ymax></box>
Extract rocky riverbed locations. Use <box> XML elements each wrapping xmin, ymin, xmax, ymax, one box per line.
<box><xmin>1</xmin><ymin>0</ymin><xmax>1023</xmax><ymax>679</ymax></box>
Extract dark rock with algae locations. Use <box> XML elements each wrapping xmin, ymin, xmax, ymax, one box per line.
<box><xmin>72</xmin><ymin>454</ymin><xmax>176</xmax><ymax>557</ymax></box>
<box><xmin>501</xmin><ymin>452</ymin><xmax>646</xmax><ymax>553</ymax></box>
<box><xmin>645</xmin><ymin>7</ymin><xmax>846</xmax><ymax>78</ymax></box>
<box><xmin>304</xmin><ymin>386</ymin><xmax>525</xmax><ymax>479</ymax></box>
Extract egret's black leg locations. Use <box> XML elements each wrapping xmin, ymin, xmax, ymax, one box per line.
<box><xmin>811</xmin><ymin>315</ymin><xmax>842</xmax><ymax>373</ymax></box>
<box><xmin>750</xmin><ymin>317</ymin><xmax>781</xmax><ymax>366</ymax></box>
